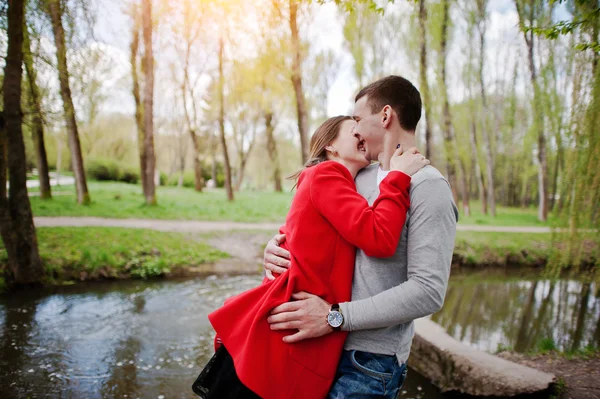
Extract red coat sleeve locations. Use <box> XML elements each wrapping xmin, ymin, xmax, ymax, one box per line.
<box><xmin>309</xmin><ymin>161</ymin><xmax>411</xmax><ymax>258</ymax></box>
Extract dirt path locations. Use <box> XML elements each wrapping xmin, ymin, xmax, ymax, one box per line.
<box><xmin>499</xmin><ymin>352</ymin><xmax>600</xmax><ymax>399</ymax></box>
<box><xmin>34</xmin><ymin>216</ymin><xmax>556</xmax><ymax>233</ymax></box>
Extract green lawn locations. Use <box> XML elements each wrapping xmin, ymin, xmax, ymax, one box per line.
<box><xmin>29</xmin><ymin>180</ymin><xmax>558</xmax><ymax>226</ymax></box>
<box><xmin>30</xmin><ymin>182</ymin><xmax>294</xmax><ymax>222</ymax></box>
<box><xmin>0</xmin><ymin>227</ymin><xmax>229</xmax><ymax>282</ymax></box>
<box><xmin>457</xmin><ymin>200</ymin><xmax>558</xmax><ymax>227</ymax></box>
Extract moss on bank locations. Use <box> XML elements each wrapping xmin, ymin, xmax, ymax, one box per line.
<box><xmin>0</xmin><ymin>227</ymin><xmax>229</xmax><ymax>288</ymax></box>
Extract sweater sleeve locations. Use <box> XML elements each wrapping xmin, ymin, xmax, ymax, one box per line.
<box><xmin>339</xmin><ymin>177</ymin><xmax>458</xmax><ymax>330</ymax></box>
<box><xmin>310</xmin><ymin>161</ymin><xmax>411</xmax><ymax>258</ymax></box>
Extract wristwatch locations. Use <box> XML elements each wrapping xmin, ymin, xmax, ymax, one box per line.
<box><xmin>327</xmin><ymin>304</ymin><xmax>344</xmax><ymax>331</ymax></box>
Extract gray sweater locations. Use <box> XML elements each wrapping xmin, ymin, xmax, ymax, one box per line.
<box><xmin>339</xmin><ymin>163</ymin><xmax>458</xmax><ymax>364</ymax></box>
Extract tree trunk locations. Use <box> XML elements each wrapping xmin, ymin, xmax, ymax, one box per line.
<box><xmin>23</xmin><ymin>25</ymin><xmax>51</xmax><ymax>200</ymax></box>
<box><xmin>418</xmin><ymin>0</ymin><xmax>433</xmax><ymax>159</ymax></box>
<box><xmin>440</xmin><ymin>0</ymin><xmax>469</xmax><ymax>215</ymax></box>
<box><xmin>47</xmin><ymin>0</ymin><xmax>90</xmax><ymax>205</ymax></box>
<box><xmin>130</xmin><ymin>7</ymin><xmax>147</xmax><ymax>192</ymax></box>
<box><xmin>192</xmin><ymin>136</ymin><xmax>204</xmax><ymax>192</ymax></box>
<box><xmin>141</xmin><ymin>0</ymin><xmax>157</xmax><ymax>205</ymax></box>
<box><xmin>477</xmin><ymin>0</ymin><xmax>496</xmax><ymax>216</ymax></box>
<box><xmin>265</xmin><ymin>112</ymin><xmax>282</xmax><ymax>192</ymax></box>
<box><xmin>1</xmin><ymin>0</ymin><xmax>44</xmax><ymax>284</ymax></box>
<box><xmin>516</xmin><ymin>0</ymin><xmax>548</xmax><ymax>221</ymax></box>
<box><xmin>289</xmin><ymin>0</ymin><xmax>309</xmax><ymax>163</ymax></box>
<box><xmin>218</xmin><ymin>36</ymin><xmax>234</xmax><ymax>201</ymax></box>
<box><xmin>469</xmin><ymin>118</ymin><xmax>487</xmax><ymax>214</ymax></box>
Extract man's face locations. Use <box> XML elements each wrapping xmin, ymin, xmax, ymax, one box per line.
<box><xmin>352</xmin><ymin>95</ymin><xmax>386</xmax><ymax>162</ymax></box>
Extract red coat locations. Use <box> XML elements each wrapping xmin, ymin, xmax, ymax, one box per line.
<box><xmin>208</xmin><ymin>161</ymin><xmax>411</xmax><ymax>399</ymax></box>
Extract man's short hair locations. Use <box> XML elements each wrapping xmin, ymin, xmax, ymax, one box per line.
<box><xmin>355</xmin><ymin>75</ymin><xmax>422</xmax><ymax>132</ymax></box>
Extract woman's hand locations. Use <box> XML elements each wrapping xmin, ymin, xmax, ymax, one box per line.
<box><xmin>390</xmin><ymin>146</ymin><xmax>430</xmax><ymax>176</ymax></box>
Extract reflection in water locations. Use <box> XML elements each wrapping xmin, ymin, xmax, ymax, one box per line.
<box><xmin>0</xmin><ymin>277</ymin><xmax>442</xmax><ymax>398</ymax></box>
<box><xmin>2</xmin><ymin>270</ymin><xmax>593</xmax><ymax>398</ymax></box>
<box><xmin>432</xmin><ymin>269</ymin><xmax>600</xmax><ymax>354</ymax></box>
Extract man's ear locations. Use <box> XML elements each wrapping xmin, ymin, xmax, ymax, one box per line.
<box><xmin>381</xmin><ymin>105</ymin><xmax>393</xmax><ymax>129</ymax></box>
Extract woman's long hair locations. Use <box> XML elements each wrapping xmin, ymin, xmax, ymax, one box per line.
<box><xmin>288</xmin><ymin>116</ymin><xmax>353</xmax><ymax>185</ymax></box>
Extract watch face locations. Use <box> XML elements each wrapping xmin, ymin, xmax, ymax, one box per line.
<box><xmin>328</xmin><ymin>311</ymin><xmax>343</xmax><ymax>328</ymax></box>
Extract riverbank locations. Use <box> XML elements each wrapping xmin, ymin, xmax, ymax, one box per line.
<box><xmin>453</xmin><ymin>231</ymin><xmax>598</xmax><ymax>269</ymax></box>
<box><xmin>0</xmin><ymin>227</ymin><xmax>229</xmax><ymax>289</ymax></box>
<box><xmin>498</xmin><ymin>351</ymin><xmax>600</xmax><ymax>399</ymax></box>
<box><xmin>1</xmin><ymin>228</ymin><xmax>597</xmax><ymax>292</ymax></box>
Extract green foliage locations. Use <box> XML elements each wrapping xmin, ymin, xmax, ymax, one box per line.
<box><xmin>536</xmin><ymin>337</ymin><xmax>558</xmax><ymax>353</ymax></box>
<box><xmin>495</xmin><ymin>343</ymin><xmax>513</xmax><ymax>354</ymax></box>
<box><xmin>0</xmin><ymin>227</ymin><xmax>229</xmax><ymax>282</ymax></box>
<box><xmin>86</xmin><ymin>158</ymin><xmax>140</xmax><ymax>184</ymax></box>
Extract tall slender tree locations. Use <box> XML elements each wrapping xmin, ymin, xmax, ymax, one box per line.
<box><xmin>23</xmin><ymin>23</ymin><xmax>51</xmax><ymax>199</ymax></box>
<box><xmin>176</xmin><ymin>0</ymin><xmax>206</xmax><ymax>192</ymax></box>
<box><xmin>440</xmin><ymin>0</ymin><xmax>470</xmax><ymax>216</ymax></box>
<box><xmin>418</xmin><ymin>0</ymin><xmax>433</xmax><ymax>159</ymax></box>
<box><xmin>218</xmin><ymin>36</ymin><xmax>234</xmax><ymax>201</ymax></box>
<box><xmin>288</xmin><ymin>0</ymin><xmax>309</xmax><ymax>163</ymax></box>
<box><xmin>0</xmin><ymin>0</ymin><xmax>44</xmax><ymax>284</ymax></box>
<box><xmin>130</xmin><ymin>6</ymin><xmax>147</xmax><ymax>192</ymax></box>
<box><xmin>46</xmin><ymin>0</ymin><xmax>90</xmax><ymax>205</ymax></box>
<box><xmin>476</xmin><ymin>0</ymin><xmax>496</xmax><ymax>216</ymax></box>
<box><xmin>515</xmin><ymin>0</ymin><xmax>548</xmax><ymax>222</ymax></box>
<box><xmin>141</xmin><ymin>0</ymin><xmax>157</xmax><ymax>205</ymax></box>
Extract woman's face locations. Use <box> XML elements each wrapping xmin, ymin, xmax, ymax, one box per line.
<box><xmin>329</xmin><ymin>120</ymin><xmax>369</xmax><ymax>169</ymax></box>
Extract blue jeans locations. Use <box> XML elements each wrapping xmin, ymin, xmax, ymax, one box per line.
<box><xmin>328</xmin><ymin>350</ymin><xmax>408</xmax><ymax>399</ymax></box>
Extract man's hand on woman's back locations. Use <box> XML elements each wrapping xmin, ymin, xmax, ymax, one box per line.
<box><xmin>264</xmin><ymin>234</ymin><xmax>291</xmax><ymax>280</ymax></box>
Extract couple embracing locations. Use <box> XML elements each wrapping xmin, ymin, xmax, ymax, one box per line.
<box><xmin>193</xmin><ymin>75</ymin><xmax>459</xmax><ymax>398</ymax></box>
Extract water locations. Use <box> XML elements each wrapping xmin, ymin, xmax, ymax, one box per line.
<box><xmin>0</xmin><ymin>276</ymin><xmax>440</xmax><ymax>399</ymax></box>
<box><xmin>2</xmin><ymin>269</ymin><xmax>596</xmax><ymax>398</ymax></box>
<box><xmin>431</xmin><ymin>268</ymin><xmax>600</xmax><ymax>354</ymax></box>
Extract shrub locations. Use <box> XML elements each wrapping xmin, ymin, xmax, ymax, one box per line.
<box><xmin>86</xmin><ymin>158</ymin><xmax>139</xmax><ymax>184</ymax></box>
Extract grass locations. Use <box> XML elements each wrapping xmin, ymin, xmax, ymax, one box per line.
<box><xmin>29</xmin><ymin>181</ymin><xmax>294</xmax><ymax>222</ymax></box>
<box><xmin>529</xmin><ymin>337</ymin><xmax>600</xmax><ymax>359</ymax></box>
<box><xmin>0</xmin><ymin>227</ymin><xmax>229</xmax><ymax>283</ymax></box>
<box><xmin>30</xmin><ymin>180</ymin><xmax>557</xmax><ymax>226</ymax></box>
<box><xmin>458</xmin><ymin>200</ymin><xmax>558</xmax><ymax>227</ymax></box>
<box><xmin>454</xmin><ymin>231</ymin><xmax>553</xmax><ymax>266</ymax></box>
<box><xmin>454</xmin><ymin>231</ymin><xmax>598</xmax><ymax>268</ymax></box>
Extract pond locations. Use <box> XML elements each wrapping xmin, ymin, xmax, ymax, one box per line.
<box><xmin>1</xmin><ymin>268</ymin><xmax>597</xmax><ymax>398</ymax></box>
<box><xmin>431</xmin><ymin>268</ymin><xmax>600</xmax><ymax>354</ymax></box>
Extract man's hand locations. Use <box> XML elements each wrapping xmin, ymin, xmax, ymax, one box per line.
<box><xmin>267</xmin><ymin>292</ymin><xmax>333</xmax><ymax>343</ymax></box>
<box><xmin>264</xmin><ymin>234</ymin><xmax>291</xmax><ymax>280</ymax></box>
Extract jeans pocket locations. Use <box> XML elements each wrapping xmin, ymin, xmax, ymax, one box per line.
<box><xmin>349</xmin><ymin>350</ymin><xmax>395</xmax><ymax>380</ymax></box>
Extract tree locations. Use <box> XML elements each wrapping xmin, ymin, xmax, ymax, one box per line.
<box><xmin>46</xmin><ymin>0</ymin><xmax>90</xmax><ymax>205</ymax></box>
<box><xmin>130</xmin><ymin>6</ymin><xmax>147</xmax><ymax>192</ymax></box>
<box><xmin>418</xmin><ymin>0</ymin><xmax>433</xmax><ymax>159</ymax></box>
<box><xmin>218</xmin><ymin>36</ymin><xmax>234</xmax><ymax>201</ymax></box>
<box><xmin>172</xmin><ymin>0</ymin><xmax>207</xmax><ymax>192</ymax></box>
<box><xmin>23</xmin><ymin>22</ymin><xmax>51</xmax><ymax>199</ymax></box>
<box><xmin>475</xmin><ymin>0</ymin><xmax>496</xmax><ymax>216</ymax></box>
<box><xmin>141</xmin><ymin>0</ymin><xmax>157</xmax><ymax>205</ymax></box>
<box><xmin>515</xmin><ymin>0</ymin><xmax>548</xmax><ymax>222</ymax></box>
<box><xmin>288</xmin><ymin>0</ymin><xmax>309</xmax><ymax>163</ymax></box>
<box><xmin>0</xmin><ymin>0</ymin><xmax>44</xmax><ymax>284</ymax></box>
<box><xmin>439</xmin><ymin>0</ymin><xmax>470</xmax><ymax>216</ymax></box>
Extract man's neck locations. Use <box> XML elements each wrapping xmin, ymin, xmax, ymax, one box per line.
<box><xmin>378</xmin><ymin>130</ymin><xmax>416</xmax><ymax>171</ymax></box>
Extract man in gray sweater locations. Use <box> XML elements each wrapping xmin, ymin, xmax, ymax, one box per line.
<box><xmin>264</xmin><ymin>76</ymin><xmax>458</xmax><ymax>398</ymax></box>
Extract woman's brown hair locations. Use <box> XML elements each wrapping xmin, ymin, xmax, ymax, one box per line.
<box><xmin>288</xmin><ymin>115</ymin><xmax>353</xmax><ymax>184</ymax></box>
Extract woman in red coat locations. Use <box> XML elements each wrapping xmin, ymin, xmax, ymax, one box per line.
<box><xmin>193</xmin><ymin>116</ymin><xmax>429</xmax><ymax>399</ymax></box>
